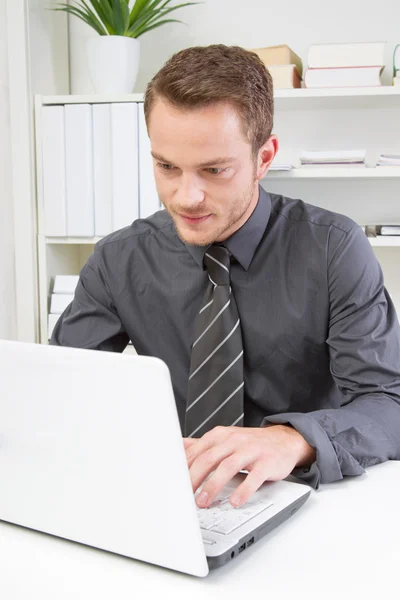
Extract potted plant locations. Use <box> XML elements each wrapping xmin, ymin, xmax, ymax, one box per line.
<box><xmin>51</xmin><ymin>0</ymin><xmax>201</xmax><ymax>94</ymax></box>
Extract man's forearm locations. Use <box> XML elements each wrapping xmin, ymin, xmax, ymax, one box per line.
<box><xmin>262</xmin><ymin>392</ymin><xmax>400</xmax><ymax>488</ymax></box>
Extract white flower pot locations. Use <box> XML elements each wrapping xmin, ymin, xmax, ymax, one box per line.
<box><xmin>87</xmin><ymin>36</ymin><xmax>140</xmax><ymax>94</ymax></box>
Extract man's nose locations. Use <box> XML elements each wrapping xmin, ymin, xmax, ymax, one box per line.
<box><xmin>175</xmin><ymin>174</ymin><xmax>205</xmax><ymax>207</ymax></box>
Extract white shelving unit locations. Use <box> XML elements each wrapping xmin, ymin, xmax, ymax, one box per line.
<box><xmin>266</xmin><ymin>167</ymin><xmax>400</xmax><ymax>178</ymax></box>
<box><xmin>34</xmin><ymin>87</ymin><xmax>400</xmax><ymax>345</ymax></box>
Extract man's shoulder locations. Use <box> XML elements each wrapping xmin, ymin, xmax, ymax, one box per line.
<box><xmin>95</xmin><ymin>209</ymin><xmax>175</xmax><ymax>250</ymax></box>
<box><xmin>268</xmin><ymin>192</ymin><xmax>357</xmax><ymax>235</ymax></box>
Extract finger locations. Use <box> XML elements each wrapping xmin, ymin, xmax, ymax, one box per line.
<box><xmin>186</xmin><ymin>426</ymin><xmax>229</xmax><ymax>468</ymax></box>
<box><xmin>190</xmin><ymin>441</ymin><xmax>235</xmax><ymax>496</ymax></box>
<box><xmin>183</xmin><ymin>437</ymin><xmax>198</xmax><ymax>450</ymax></box>
<box><xmin>197</xmin><ymin>447</ymin><xmax>259</xmax><ymax>508</ymax></box>
<box><xmin>229</xmin><ymin>465</ymin><xmax>268</xmax><ymax>508</ymax></box>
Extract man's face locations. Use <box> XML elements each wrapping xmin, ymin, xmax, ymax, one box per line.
<box><xmin>147</xmin><ymin>98</ymin><xmax>261</xmax><ymax>246</ymax></box>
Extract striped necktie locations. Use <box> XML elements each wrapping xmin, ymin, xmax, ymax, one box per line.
<box><xmin>185</xmin><ymin>244</ymin><xmax>244</xmax><ymax>438</ymax></box>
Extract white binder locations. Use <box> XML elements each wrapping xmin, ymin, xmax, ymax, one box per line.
<box><xmin>48</xmin><ymin>313</ymin><xmax>61</xmax><ymax>339</ymax></box>
<box><xmin>53</xmin><ymin>275</ymin><xmax>79</xmax><ymax>294</ymax></box>
<box><xmin>50</xmin><ymin>293</ymin><xmax>74</xmax><ymax>314</ymax></box>
<box><xmin>41</xmin><ymin>106</ymin><xmax>67</xmax><ymax>236</ymax></box>
<box><xmin>111</xmin><ymin>103</ymin><xmax>139</xmax><ymax>230</ymax></box>
<box><xmin>138</xmin><ymin>103</ymin><xmax>161</xmax><ymax>218</ymax></box>
<box><xmin>65</xmin><ymin>104</ymin><xmax>95</xmax><ymax>237</ymax></box>
<box><xmin>93</xmin><ymin>104</ymin><xmax>113</xmax><ymax>237</ymax></box>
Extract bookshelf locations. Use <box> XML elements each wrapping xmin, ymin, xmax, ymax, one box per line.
<box><xmin>34</xmin><ymin>88</ymin><xmax>400</xmax><ymax>344</ymax></box>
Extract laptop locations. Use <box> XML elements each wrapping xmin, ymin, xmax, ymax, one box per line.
<box><xmin>0</xmin><ymin>340</ymin><xmax>311</xmax><ymax>577</ymax></box>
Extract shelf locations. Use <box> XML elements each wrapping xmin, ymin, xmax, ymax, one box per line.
<box><xmin>265</xmin><ymin>167</ymin><xmax>400</xmax><ymax>179</ymax></box>
<box><xmin>273</xmin><ymin>86</ymin><xmax>400</xmax><ymax>109</ymax></box>
<box><xmin>45</xmin><ymin>237</ymin><xmax>103</xmax><ymax>244</ymax></box>
<box><xmin>368</xmin><ymin>236</ymin><xmax>400</xmax><ymax>247</ymax></box>
<box><xmin>39</xmin><ymin>93</ymin><xmax>145</xmax><ymax>105</ymax></box>
<box><xmin>39</xmin><ymin>87</ymin><xmax>400</xmax><ymax>110</ymax></box>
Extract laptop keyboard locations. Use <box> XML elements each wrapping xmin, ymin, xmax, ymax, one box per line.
<box><xmin>197</xmin><ymin>490</ymin><xmax>273</xmax><ymax>538</ymax></box>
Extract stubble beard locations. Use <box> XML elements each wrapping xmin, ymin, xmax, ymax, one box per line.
<box><xmin>168</xmin><ymin>176</ymin><xmax>257</xmax><ymax>247</ymax></box>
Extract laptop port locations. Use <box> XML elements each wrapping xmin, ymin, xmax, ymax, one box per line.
<box><xmin>246</xmin><ymin>537</ymin><xmax>254</xmax><ymax>547</ymax></box>
<box><xmin>238</xmin><ymin>543</ymin><xmax>246</xmax><ymax>553</ymax></box>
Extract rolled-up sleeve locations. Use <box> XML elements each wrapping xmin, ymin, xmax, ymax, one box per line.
<box><xmin>262</xmin><ymin>224</ymin><xmax>400</xmax><ymax>489</ymax></box>
<box><xmin>50</xmin><ymin>245</ymin><xmax>129</xmax><ymax>352</ymax></box>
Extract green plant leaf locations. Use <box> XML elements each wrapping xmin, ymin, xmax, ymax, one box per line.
<box><xmin>131</xmin><ymin>17</ymin><xmax>184</xmax><ymax>38</ymax></box>
<box><xmin>128</xmin><ymin>2</ymin><xmax>199</xmax><ymax>35</ymax></box>
<box><xmin>80</xmin><ymin>0</ymin><xmax>113</xmax><ymax>33</ymax></box>
<box><xmin>51</xmin><ymin>3</ymin><xmax>108</xmax><ymax>35</ymax></box>
<box><xmin>128</xmin><ymin>0</ymin><xmax>153</xmax><ymax>27</ymax></box>
<box><xmin>51</xmin><ymin>0</ymin><xmax>201</xmax><ymax>38</ymax></box>
<box><xmin>85</xmin><ymin>0</ymin><xmax>114</xmax><ymax>34</ymax></box>
<box><xmin>111</xmin><ymin>0</ymin><xmax>130</xmax><ymax>34</ymax></box>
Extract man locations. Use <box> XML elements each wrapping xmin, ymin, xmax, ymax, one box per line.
<box><xmin>51</xmin><ymin>45</ymin><xmax>400</xmax><ymax>509</ymax></box>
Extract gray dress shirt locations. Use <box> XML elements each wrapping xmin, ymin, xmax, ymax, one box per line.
<box><xmin>51</xmin><ymin>185</ymin><xmax>400</xmax><ymax>489</ymax></box>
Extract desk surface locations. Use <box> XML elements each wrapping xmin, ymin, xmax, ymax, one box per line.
<box><xmin>1</xmin><ymin>461</ymin><xmax>399</xmax><ymax>600</ymax></box>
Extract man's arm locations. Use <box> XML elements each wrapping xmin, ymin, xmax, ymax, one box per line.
<box><xmin>50</xmin><ymin>245</ymin><xmax>130</xmax><ymax>352</ymax></box>
<box><xmin>262</xmin><ymin>223</ymin><xmax>400</xmax><ymax>489</ymax></box>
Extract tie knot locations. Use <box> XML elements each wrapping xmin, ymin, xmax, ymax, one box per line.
<box><xmin>204</xmin><ymin>245</ymin><xmax>231</xmax><ymax>286</ymax></box>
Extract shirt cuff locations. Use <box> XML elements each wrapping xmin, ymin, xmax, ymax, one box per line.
<box><xmin>260</xmin><ymin>412</ymin><xmax>343</xmax><ymax>489</ymax></box>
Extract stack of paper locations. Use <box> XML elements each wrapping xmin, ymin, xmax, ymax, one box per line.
<box><xmin>376</xmin><ymin>154</ymin><xmax>400</xmax><ymax>166</ymax></box>
<box><xmin>269</xmin><ymin>163</ymin><xmax>294</xmax><ymax>171</ymax></box>
<box><xmin>299</xmin><ymin>149</ymin><xmax>367</xmax><ymax>167</ymax></box>
<box><xmin>48</xmin><ymin>275</ymin><xmax>79</xmax><ymax>339</ymax></box>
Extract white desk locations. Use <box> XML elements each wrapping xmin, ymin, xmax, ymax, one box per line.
<box><xmin>1</xmin><ymin>461</ymin><xmax>399</xmax><ymax>600</ymax></box>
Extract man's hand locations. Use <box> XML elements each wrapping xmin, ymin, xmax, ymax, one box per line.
<box><xmin>183</xmin><ymin>425</ymin><xmax>316</xmax><ymax>509</ymax></box>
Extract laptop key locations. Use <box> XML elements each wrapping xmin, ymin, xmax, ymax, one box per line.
<box><xmin>211</xmin><ymin>501</ymin><xmax>274</xmax><ymax>535</ymax></box>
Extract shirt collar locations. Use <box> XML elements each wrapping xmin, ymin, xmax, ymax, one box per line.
<box><xmin>184</xmin><ymin>184</ymin><xmax>271</xmax><ymax>271</ymax></box>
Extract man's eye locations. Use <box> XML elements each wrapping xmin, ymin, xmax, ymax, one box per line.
<box><xmin>207</xmin><ymin>168</ymin><xmax>225</xmax><ymax>175</ymax></box>
<box><xmin>157</xmin><ymin>163</ymin><xmax>174</xmax><ymax>171</ymax></box>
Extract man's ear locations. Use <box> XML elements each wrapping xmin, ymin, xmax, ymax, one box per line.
<box><xmin>255</xmin><ymin>135</ymin><xmax>279</xmax><ymax>181</ymax></box>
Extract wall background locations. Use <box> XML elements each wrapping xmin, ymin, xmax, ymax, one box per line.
<box><xmin>0</xmin><ymin>0</ymin><xmax>17</xmax><ymax>339</ymax></box>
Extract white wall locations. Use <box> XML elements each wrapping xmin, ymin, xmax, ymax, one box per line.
<box><xmin>29</xmin><ymin>0</ymin><xmax>69</xmax><ymax>95</ymax></box>
<box><xmin>69</xmin><ymin>0</ymin><xmax>400</xmax><ymax>93</ymax></box>
<box><xmin>0</xmin><ymin>0</ymin><xmax>17</xmax><ymax>340</ymax></box>
<box><xmin>0</xmin><ymin>0</ymin><xmax>69</xmax><ymax>342</ymax></box>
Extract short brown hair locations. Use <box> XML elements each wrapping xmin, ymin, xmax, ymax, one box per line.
<box><xmin>144</xmin><ymin>44</ymin><xmax>274</xmax><ymax>160</ymax></box>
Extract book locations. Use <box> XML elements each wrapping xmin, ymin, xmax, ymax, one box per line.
<box><xmin>92</xmin><ymin>104</ymin><xmax>113</xmax><ymax>237</ymax></box>
<box><xmin>304</xmin><ymin>66</ymin><xmax>383</xmax><ymax>88</ymax></box>
<box><xmin>249</xmin><ymin>44</ymin><xmax>303</xmax><ymax>77</ymax></box>
<box><xmin>111</xmin><ymin>103</ymin><xmax>139</xmax><ymax>230</ymax></box>
<box><xmin>64</xmin><ymin>104</ymin><xmax>95</xmax><ymax>237</ymax></box>
<box><xmin>138</xmin><ymin>103</ymin><xmax>161</xmax><ymax>218</ymax></box>
<box><xmin>41</xmin><ymin>106</ymin><xmax>67</xmax><ymax>236</ymax></box>
<box><xmin>53</xmin><ymin>275</ymin><xmax>79</xmax><ymax>294</ymax></box>
<box><xmin>365</xmin><ymin>225</ymin><xmax>400</xmax><ymax>236</ymax></box>
<box><xmin>307</xmin><ymin>41</ymin><xmax>386</xmax><ymax>69</ymax></box>
<box><xmin>267</xmin><ymin>64</ymin><xmax>301</xmax><ymax>89</ymax></box>
<box><xmin>378</xmin><ymin>226</ymin><xmax>400</xmax><ymax>235</ymax></box>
